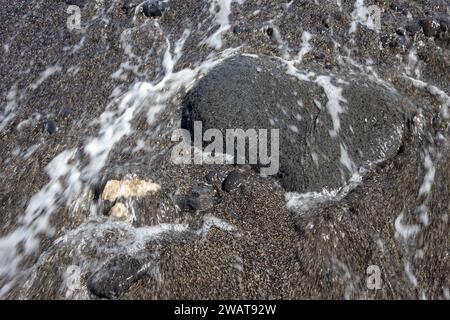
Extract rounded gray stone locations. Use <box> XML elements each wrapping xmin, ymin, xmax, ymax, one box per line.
<box><xmin>181</xmin><ymin>55</ymin><xmax>415</xmax><ymax>192</ymax></box>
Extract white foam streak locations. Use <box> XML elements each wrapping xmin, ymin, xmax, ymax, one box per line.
<box><xmin>205</xmin><ymin>0</ymin><xmax>245</xmax><ymax>49</ymax></box>
<box><xmin>394</xmin><ymin>212</ymin><xmax>421</xmax><ymax>241</ymax></box>
<box><xmin>30</xmin><ymin>66</ymin><xmax>62</xmax><ymax>90</ymax></box>
<box><xmin>315</xmin><ymin>75</ymin><xmax>348</xmax><ymax>137</ymax></box>
<box><xmin>404</xmin><ymin>261</ymin><xmax>418</xmax><ymax>288</ymax></box>
<box><xmin>419</xmin><ymin>151</ymin><xmax>436</xmax><ymax>196</ymax></box>
<box><xmin>0</xmin><ymin>83</ymin><xmax>20</xmax><ymax>131</ymax></box>
<box><xmin>350</xmin><ymin>0</ymin><xmax>381</xmax><ymax>34</ymax></box>
<box><xmin>406</xmin><ymin>76</ymin><xmax>450</xmax><ymax>119</ymax></box>
<box><xmin>0</xmin><ymin>150</ymin><xmax>81</xmax><ymax>280</ymax></box>
<box><xmin>297</xmin><ymin>31</ymin><xmax>313</xmax><ymax>63</ymax></box>
<box><xmin>285</xmin><ymin>172</ymin><xmax>362</xmax><ymax>214</ymax></box>
<box><xmin>340</xmin><ymin>143</ymin><xmax>357</xmax><ymax>174</ymax></box>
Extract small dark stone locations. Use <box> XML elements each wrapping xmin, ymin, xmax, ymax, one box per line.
<box><xmin>389</xmin><ymin>37</ymin><xmax>402</xmax><ymax>48</ymax></box>
<box><xmin>439</xmin><ymin>17</ymin><xmax>449</xmax><ymax>33</ymax></box>
<box><xmin>142</xmin><ymin>0</ymin><xmax>168</xmax><ymax>18</ymax></box>
<box><xmin>405</xmin><ymin>22</ymin><xmax>421</xmax><ymax>35</ymax></box>
<box><xmin>87</xmin><ymin>255</ymin><xmax>147</xmax><ymax>299</ymax></box>
<box><xmin>43</xmin><ymin>119</ymin><xmax>57</xmax><ymax>134</ymax></box>
<box><xmin>322</xmin><ymin>17</ymin><xmax>331</xmax><ymax>29</ymax></box>
<box><xmin>396</xmin><ymin>28</ymin><xmax>406</xmax><ymax>36</ymax></box>
<box><xmin>233</xmin><ymin>25</ymin><xmax>241</xmax><ymax>34</ymax></box>
<box><xmin>266</xmin><ymin>27</ymin><xmax>274</xmax><ymax>37</ymax></box>
<box><xmin>222</xmin><ymin>170</ymin><xmax>243</xmax><ymax>193</ymax></box>
<box><xmin>332</xmin><ymin>11</ymin><xmax>343</xmax><ymax>21</ymax></box>
<box><xmin>420</xmin><ymin>18</ymin><xmax>440</xmax><ymax>37</ymax></box>
<box><xmin>389</xmin><ymin>41</ymin><xmax>397</xmax><ymax>48</ymax></box>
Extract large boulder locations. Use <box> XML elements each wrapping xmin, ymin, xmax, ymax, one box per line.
<box><xmin>181</xmin><ymin>55</ymin><xmax>416</xmax><ymax>192</ymax></box>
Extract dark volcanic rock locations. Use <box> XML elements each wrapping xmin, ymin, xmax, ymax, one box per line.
<box><xmin>43</xmin><ymin>119</ymin><xmax>57</xmax><ymax>134</ymax></box>
<box><xmin>87</xmin><ymin>255</ymin><xmax>148</xmax><ymax>299</ymax></box>
<box><xmin>142</xmin><ymin>0</ymin><xmax>168</xmax><ymax>18</ymax></box>
<box><xmin>440</xmin><ymin>17</ymin><xmax>449</xmax><ymax>33</ymax></box>
<box><xmin>181</xmin><ymin>55</ymin><xmax>415</xmax><ymax>192</ymax></box>
<box><xmin>405</xmin><ymin>22</ymin><xmax>421</xmax><ymax>35</ymax></box>
<box><xmin>222</xmin><ymin>170</ymin><xmax>243</xmax><ymax>193</ymax></box>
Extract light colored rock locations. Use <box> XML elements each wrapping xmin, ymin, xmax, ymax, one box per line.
<box><xmin>101</xmin><ymin>179</ymin><xmax>161</xmax><ymax>202</ymax></box>
<box><xmin>109</xmin><ymin>202</ymin><xmax>131</xmax><ymax>220</ymax></box>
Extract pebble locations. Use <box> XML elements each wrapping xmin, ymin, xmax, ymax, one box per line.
<box><xmin>420</xmin><ymin>18</ymin><xmax>440</xmax><ymax>37</ymax></box>
<box><xmin>332</xmin><ymin>11</ymin><xmax>343</xmax><ymax>21</ymax></box>
<box><xmin>396</xmin><ymin>28</ymin><xmax>406</xmax><ymax>36</ymax></box>
<box><xmin>109</xmin><ymin>202</ymin><xmax>131</xmax><ymax>220</ymax></box>
<box><xmin>43</xmin><ymin>119</ymin><xmax>57</xmax><ymax>134</ymax></box>
<box><xmin>142</xmin><ymin>0</ymin><xmax>168</xmax><ymax>18</ymax></box>
<box><xmin>405</xmin><ymin>22</ymin><xmax>421</xmax><ymax>35</ymax></box>
<box><xmin>101</xmin><ymin>179</ymin><xmax>161</xmax><ymax>202</ymax></box>
<box><xmin>222</xmin><ymin>170</ymin><xmax>243</xmax><ymax>193</ymax></box>
<box><xmin>322</xmin><ymin>17</ymin><xmax>332</xmax><ymax>29</ymax></box>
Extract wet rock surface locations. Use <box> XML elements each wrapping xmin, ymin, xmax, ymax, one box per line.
<box><xmin>142</xmin><ymin>0</ymin><xmax>169</xmax><ymax>18</ymax></box>
<box><xmin>182</xmin><ymin>54</ymin><xmax>414</xmax><ymax>192</ymax></box>
<box><xmin>0</xmin><ymin>0</ymin><xmax>449</xmax><ymax>300</ymax></box>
